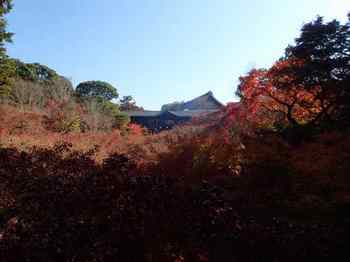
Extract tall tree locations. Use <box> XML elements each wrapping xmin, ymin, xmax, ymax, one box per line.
<box><xmin>0</xmin><ymin>0</ymin><xmax>14</xmax><ymax>99</ymax></box>
<box><xmin>0</xmin><ymin>56</ymin><xmax>14</xmax><ymax>98</ymax></box>
<box><xmin>0</xmin><ymin>0</ymin><xmax>13</xmax><ymax>56</ymax></box>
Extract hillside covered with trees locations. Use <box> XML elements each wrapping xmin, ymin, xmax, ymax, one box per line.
<box><xmin>1</xmin><ymin>1</ymin><xmax>350</xmax><ymax>261</ymax></box>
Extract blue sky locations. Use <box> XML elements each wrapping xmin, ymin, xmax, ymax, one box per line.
<box><xmin>6</xmin><ymin>0</ymin><xmax>349</xmax><ymax>110</ymax></box>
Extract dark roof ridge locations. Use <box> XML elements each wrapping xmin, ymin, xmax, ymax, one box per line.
<box><xmin>184</xmin><ymin>90</ymin><xmax>223</xmax><ymax>108</ymax></box>
<box><xmin>207</xmin><ymin>91</ymin><xmax>223</xmax><ymax>107</ymax></box>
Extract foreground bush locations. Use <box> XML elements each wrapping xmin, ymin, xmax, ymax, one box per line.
<box><xmin>1</xmin><ymin>143</ymin><xmax>349</xmax><ymax>262</ymax></box>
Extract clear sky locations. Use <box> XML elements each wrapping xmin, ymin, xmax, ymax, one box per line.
<box><xmin>5</xmin><ymin>0</ymin><xmax>349</xmax><ymax>110</ymax></box>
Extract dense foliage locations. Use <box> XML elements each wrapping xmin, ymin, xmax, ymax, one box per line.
<box><xmin>1</xmin><ymin>132</ymin><xmax>350</xmax><ymax>261</ymax></box>
<box><xmin>76</xmin><ymin>81</ymin><xmax>119</xmax><ymax>101</ymax></box>
<box><xmin>237</xmin><ymin>14</ymin><xmax>350</xmax><ymax>142</ymax></box>
<box><xmin>6</xmin><ymin>60</ymin><xmax>74</xmax><ymax>110</ymax></box>
<box><xmin>285</xmin><ymin>15</ymin><xmax>350</xmax><ymax>129</ymax></box>
<box><xmin>0</xmin><ymin>59</ymin><xmax>131</xmax><ymax>131</ymax></box>
<box><xmin>0</xmin><ymin>57</ymin><xmax>14</xmax><ymax>98</ymax></box>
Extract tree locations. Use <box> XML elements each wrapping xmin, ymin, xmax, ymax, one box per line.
<box><xmin>8</xmin><ymin>76</ymin><xmax>74</xmax><ymax>110</ymax></box>
<box><xmin>75</xmin><ymin>81</ymin><xmax>132</xmax><ymax>131</ymax></box>
<box><xmin>6</xmin><ymin>60</ymin><xmax>74</xmax><ymax>109</ymax></box>
<box><xmin>13</xmin><ymin>60</ymin><xmax>59</xmax><ymax>83</ymax></box>
<box><xmin>0</xmin><ymin>0</ymin><xmax>14</xmax><ymax>99</ymax></box>
<box><xmin>119</xmin><ymin>95</ymin><xmax>143</xmax><ymax>111</ymax></box>
<box><xmin>0</xmin><ymin>0</ymin><xmax>13</xmax><ymax>57</ymax></box>
<box><xmin>284</xmin><ymin>15</ymin><xmax>350</xmax><ymax>129</ymax></box>
<box><xmin>80</xmin><ymin>96</ymin><xmax>131</xmax><ymax>131</ymax></box>
<box><xmin>9</xmin><ymin>79</ymin><xmax>45</xmax><ymax>110</ymax></box>
<box><xmin>237</xmin><ymin>14</ymin><xmax>350</xmax><ymax>135</ymax></box>
<box><xmin>0</xmin><ymin>57</ymin><xmax>14</xmax><ymax>99</ymax></box>
<box><xmin>76</xmin><ymin>81</ymin><xmax>118</xmax><ymax>101</ymax></box>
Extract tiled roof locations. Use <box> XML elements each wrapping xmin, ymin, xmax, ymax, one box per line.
<box><xmin>125</xmin><ymin>110</ymin><xmax>161</xmax><ymax>117</ymax></box>
<box><xmin>169</xmin><ymin>109</ymin><xmax>220</xmax><ymax>117</ymax></box>
<box><xmin>160</xmin><ymin>91</ymin><xmax>224</xmax><ymax>111</ymax></box>
<box><xmin>126</xmin><ymin>109</ymin><xmax>220</xmax><ymax>118</ymax></box>
<box><xmin>182</xmin><ymin>91</ymin><xmax>223</xmax><ymax>110</ymax></box>
<box><xmin>126</xmin><ymin>92</ymin><xmax>224</xmax><ymax>118</ymax></box>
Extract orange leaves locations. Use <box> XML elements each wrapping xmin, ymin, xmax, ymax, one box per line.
<box><xmin>236</xmin><ymin>57</ymin><xmax>326</xmax><ymax>130</ymax></box>
<box><xmin>238</xmin><ymin>69</ymin><xmax>268</xmax><ymax>99</ymax></box>
<box><xmin>127</xmin><ymin>123</ymin><xmax>146</xmax><ymax>136</ymax></box>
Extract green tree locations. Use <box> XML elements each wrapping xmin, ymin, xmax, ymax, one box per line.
<box><xmin>75</xmin><ymin>81</ymin><xmax>131</xmax><ymax>131</ymax></box>
<box><xmin>0</xmin><ymin>0</ymin><xmax>14</xmax><ymax>99</ymax></box>
<box><xmin>0</xmin><ymin>0</ymin><xmax>13</xmax><ymax>56</ymax></box>
<box><xmin>76</xmin><ymin>81</ymin><xmax>118</xmax><ymax>101</ymax></box>
<box><xmin>12</xmin><ymin>60</ymin><xmax>59</xmax><ymax>83</ymax></box>
<box><xmin>81</xmin><ymin>97</ymin><xmax>130</xmax><ymax>131</ymax></box>
<box><xmin>0</xmin><ymin>57</ymin><xmax>14</xmax><ymax>98</ymax></box>
<box><xmin>119</xmin><ymin>95</ymin><xmax>143</xmax><ymax>111</ymax></box>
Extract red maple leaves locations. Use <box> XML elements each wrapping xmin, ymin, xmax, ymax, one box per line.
<box><xmin>236</xmin><ymin>58</ymin><xmax>325</xmax><ymax>130</ymax></box>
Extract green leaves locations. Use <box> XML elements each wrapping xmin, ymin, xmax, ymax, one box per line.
<box><xmin>0</xmin><ymin>0</ymin><xmax>13</xmax><ymax>98</ymax></box>
<box><xmin>10</xmin><ymin>60</ymin><xmax>60</xmax><ymax>83</ymax></box>
<box><xmin>0</xmin><ymin>56</ymin><xmax>15</xmax><ymax>99</ymax></box>
<box><xmin>119</xmin><ymin>95</ymin><xmax>143</xmax><ymax>111</ymax></box>
<box><xmin>75</xmin><ymin>81</ymin><xmax>131</xmax><ymax>130</ymax></box>
<box><xmin>0</xmin><ymin>0</ymin><xmax>13</xmax><ymax>56</ymax></box>
<box><xmin>0</xmin><ymin>0</ymin><xmax>12</xmax><ymax>15</ymax></box>
<box><xmin>76</xmin><ymin>81</ymin><xmax>119</xmax><ymax>101</ymax></box>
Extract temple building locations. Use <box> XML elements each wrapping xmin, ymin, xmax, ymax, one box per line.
<box><xmin>126</xmin><ymin>91</ymin><xmax>223</xmax><ymax>132</ymax></box>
